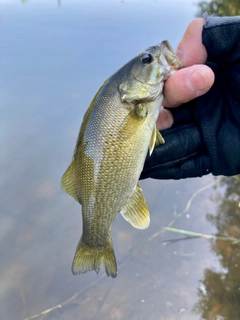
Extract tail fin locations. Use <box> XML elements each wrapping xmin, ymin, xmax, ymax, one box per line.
<box><xmin>71</xmin><ymin>237</ymin><xmax>118</xmax><ymax>278</ymax></box>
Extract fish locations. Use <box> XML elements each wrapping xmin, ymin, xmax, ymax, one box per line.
<box><xmin>61</xmin><ymin>41</ymin><xmax>181</xmax><ymax>278</ymax></box>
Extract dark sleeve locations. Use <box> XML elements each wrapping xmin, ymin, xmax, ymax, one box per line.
<box><xmin>195</xmin><ymin>15</ymin><xmax>240</xmax><ymax>176</ymax></box>
<box><xmin>203</xmin><ymin>15</ymin><xmax>240</xmax><ymax>65</ymax></box>
<box><xmin>141</xmin><ymin>15</ymin><xmax>240</xmax><ymax>180</ymax></box>
<box><xmin>203</xmin><ymin>15</ymin><xmax>240</xmax><ymax>101</ymax></box>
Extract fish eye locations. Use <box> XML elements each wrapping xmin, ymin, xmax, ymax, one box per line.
<box><xmin>140</xmin><ymin>53</ymin><xmax>153</xmax><ymax>64</ymax></box>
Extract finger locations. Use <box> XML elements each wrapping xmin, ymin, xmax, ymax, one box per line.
<box><xmin>176</xmin><ymin>18</ymin><xmax>207</xmax><ymax>66</ymax></box>
<box><xmin>162</xmin><ymin>64</ymin><xmax>214</xmax><ymax>108</ymax></box>
<box><xmin>156</xmin><ymin>107</ymin><xmax>174</xmax><ymax>131</ymax></box>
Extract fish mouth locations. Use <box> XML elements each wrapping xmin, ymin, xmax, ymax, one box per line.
<box><xmin>158</xmin><ymin>41</ymin><xmax>182</xmax><ymax>78</ymax></box>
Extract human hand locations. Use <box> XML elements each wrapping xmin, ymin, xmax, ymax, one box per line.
<box><xmin>141</xmin><ymin>16</ymin><xmax>240</xmax><ymax>180</ymax></box>
<box><xmin>157</xmin><ymin>18</ymin><xmax>214</xmax><ymax>131</ymax></box>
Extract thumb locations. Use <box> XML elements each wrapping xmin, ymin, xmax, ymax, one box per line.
<box><xmin>162</xmin><ymin>64</ymin><xmax>214</xmax><ymax>108</ymax></box>
<box><xmin>177</xmin><ymin>18</ymin><xmax>207</xmax><ymax>66</ymax></box>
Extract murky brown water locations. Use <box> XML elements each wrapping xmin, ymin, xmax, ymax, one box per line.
<box><xmin>1</xmin><ymin>1</ymin><xmax>240</xmax><ymax>320</ymax></box>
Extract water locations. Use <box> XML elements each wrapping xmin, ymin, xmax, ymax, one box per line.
<box><xmin>1</xmin><ymin>1</ymin><xmax>240</xmax><ymax>320</ymax></box>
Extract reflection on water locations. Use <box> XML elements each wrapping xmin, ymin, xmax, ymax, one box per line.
<box><xmin>197</xmin><ymin>0</ymin><xmax>240</xmax><ymax>16</ymax></box>
<box><xmin>1</xmin><ymin>1</ymin><xmax>240</xmax><ymax>320</ymax></box>
<box><xmin>194</xmin><ymin>176</ymin><xmax>240</xmax><ymax>320</ymax></box>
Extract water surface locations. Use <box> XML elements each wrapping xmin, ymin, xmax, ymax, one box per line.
<box><xmin>1</xmin><ymin>1</ymin><xmax>240</xmax><ymax>320</ymax></box>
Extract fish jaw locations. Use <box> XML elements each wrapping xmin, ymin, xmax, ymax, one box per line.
<box><xmin>158</xmin><ymin>40</ymin><xmax>182</xmax><ymax>78</ymax></box>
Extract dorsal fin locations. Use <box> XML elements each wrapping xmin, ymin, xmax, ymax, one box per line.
<box><xmin>61</xmin><ymin>160</ymin><xmax>79</xmax><ymax>203</ymax></box>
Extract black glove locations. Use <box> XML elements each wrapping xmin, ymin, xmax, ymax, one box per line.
<box><xmin>141</xmin><ymin>15</ymin><xmax>240</xmax><ymax>180</ymax></box>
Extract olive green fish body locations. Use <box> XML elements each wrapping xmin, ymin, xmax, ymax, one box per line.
<box><xmin>61</xmin><ymin>41</ymin><xmax>181</xmax><ymax>277</ymax></box>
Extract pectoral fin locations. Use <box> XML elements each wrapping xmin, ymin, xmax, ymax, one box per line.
<box><xmin>61</xmin><ymin>160</ymin><xmax>79</xmax><ymax>203</ymax></box>
<box><xmin>120</xmin><ymin>183</ymin><xmax>150</xmax><ymax>229</ymax></box>
<box><xmin>149</xmin><ymin>125</ymin><xmax>165</xmax><ymax>155</ymax></box>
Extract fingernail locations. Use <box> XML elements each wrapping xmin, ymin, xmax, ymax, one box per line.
<box><xmin>187</xmin><ymin>67</ymin><xmax>208</xmax><ymax>93</ymax></box>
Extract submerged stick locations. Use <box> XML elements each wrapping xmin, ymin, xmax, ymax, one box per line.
<box><xmin>164</xmin><ymin>227</ymin><xmax>240</xmax><ymax>244</ymax></box>
<box><xmin>22</xmin><ymin>280</ymin><xmax>103</xmax><ymax>320</ymax></box>
<box><xmin>22</xmin><ymin>256</ymin><xmax>130</xmax><ymax>320</ymax></box>
<box><xmin>148</xmin><ymin>176</ymin><xmax>224</xmax><ymax>242</ymax></box>
<box><xmin>181</xmin><ymin>176</ymin><xmax>224</xmax><ymax>214</ymax></box>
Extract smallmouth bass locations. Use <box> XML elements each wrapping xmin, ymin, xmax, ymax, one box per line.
<box><xmin>61</xmin><ymin>41</ymin><xmax>181</xmax><ymax>278</ymax></box>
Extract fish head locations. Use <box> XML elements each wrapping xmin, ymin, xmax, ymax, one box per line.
<box><xmin>119</xmin><ymin>41</ymin><xmax>181</xmax><ymax>104</ymax></box>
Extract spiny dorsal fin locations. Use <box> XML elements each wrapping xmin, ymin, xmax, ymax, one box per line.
<box><xmin>61</xmin><ymin>160</ymin><xmax>79</xmax><ymax>202</ymax></box>
<box><xmin>120</xmin><ymin>183</ymin><xmax>150</xmax><ymax>229</ymax></box>
<box><xmin>149</xmin><ymin>125</ymin><xmax>165</xmax><ymax>155</ymax></box>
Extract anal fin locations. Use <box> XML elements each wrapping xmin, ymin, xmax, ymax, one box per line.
<box><xmin>120</xmin><ymin>183</ymin><xmax>150</xmax><ymax>229</ymax></box>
